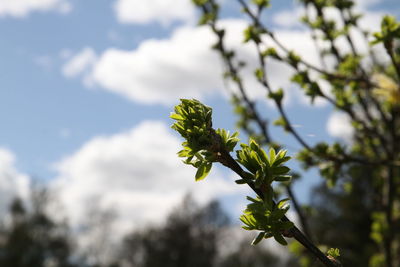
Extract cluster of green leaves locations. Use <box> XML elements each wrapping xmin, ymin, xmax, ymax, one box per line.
<box><xmin>243</xmin><ymin>25</ymin><xmax>265</xmax><ymax>43</ymax></box>
<box><xmin>267</xmin><ymin>88</ymin><xmax>284</xmax><ymax>105</ymax></box>
<box><xmin>171</xmin><ymin>99</ymin><xmax>294</xmax><ymax>247</ymax></box>
<box><xmin>251</xmin><ymin>0</ymin><xmax>270</xmax><ymax>8</ymax></box>
<box><xmin>171</xmin><ymin>99</ymin><xmax>213</xmax><ymax>153</ymax></box>
<box><xmin>192</xmin><ymin>0</ymin><xmax>219</xmax><ymax>26</ymax></box>
<box><xmin>327</xmin><ymin>248</ymin><xmax>340</xmax><ymax>258</ymax></box>
<box><xmin>236</xmin><ymin>141</ymin><xmax>291</xmax><ymax>187</ymax></box>
<box><xmin>235</xmin><ymin>142</ymin><xmax>292</xmax><ymax>245</ymax></box>
<box><xmin>372</xmin><ymin>15</ymin><xmax>400</xmax><ymax>46</ymax></box>
<box><xmin>299</xmin><ymin>0</ymin><xmax>359</xmax><ymax>41</ymax></box>
<box><xmin>261</xmin><ymin>47</ymin><xmax>280</xmax><ymax>59</ymax></box>
<box><xmin>291</xmin><ymin>71</ymin><xmax>323</xmax><ymax>103</ymax></box>
<box><xmin>171</xmin><ymin>99</ymin><xmax>239</xmax><ymax>181</ymax></box>
<box><xmin>327</xmin><ymin>248</ymin><xmax>342</xmax><ymax>266</ymax></box>
<box><xmin>171</xmin><ymin>99</ymin><xmax>215</xmax><ymax>181</ymax></box>
<box><xmin>240</xmin><ymin>196</ymin><xmax>293</xmax><ymax>245</ymax></box>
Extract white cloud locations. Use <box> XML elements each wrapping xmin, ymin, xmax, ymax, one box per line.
<box><xmin>51</xmin><ymin>121</ymin><xmax>242</xmax><ymax>238</ymax></box>
<box><xmin>61</xmin><ymin>24</ymin><xmax>225</xmax><ymax>105</ymax></box>
<box><xmin>90</xmin><ymin>23</ymin><xmax>225</xmax><ymax>105</ymax></box>
<box><xmin>63</xmin><ymin>12</ymin><xmax>384</xmax><ymax>108</ymax></box>
<box><xmin>64</xmin><ymin>19</ymin><xmax>325</xmax><ymax>107</ymax></box>
<box><xmin>62</xmin><ymin>47</ymin><xmax>97</xmax><ymax>78</ymax></box>
<box><xmin>113</xmin><ymin>0</ymin><xmax>195</xmax><ymax>25</ymax></box>
<box><xmin>0</xmin><ymin>0</ymin><xmax>71</xmax><ymax>18</ymax></box>
<box><xmin>326</xmin><ymin>112</ymin><xmax>354</xmax><ymax>141</ymax></box>
<box><xmin>62</xmin><ymin>47</ymin><xmax>98</xmax><ymax>86</ymax></box>
<box><xmin>0</xmin><ymin>148</ymin><xmax>30</xmax><ymax>215</ymax></box>
<box><xmin>57</xmin><ymin>1</ymin><xmax>71</xmax><ymax>14</ymax></box>
<box><xmin>89</xmin><ymin>20</ymin><xmax>290</xmax><ymax>105</ymax></box>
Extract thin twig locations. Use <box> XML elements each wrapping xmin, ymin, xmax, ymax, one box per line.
<box><xmin>286</xmin><ymin>185</ymin><xmax>313</xmax><ymax>241</ymax></box>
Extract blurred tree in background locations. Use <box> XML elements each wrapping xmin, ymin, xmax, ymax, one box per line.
<box><xmin>119</xmin><ymin>196</ymin><xmax>227</xmax><ymax>267</ymax></box>
<box><xmin>218</xmin><ymin>239</ymin><xmax>283</xmax><ymax>267</ymax></box>
<box><xmin>0</xmin><ymin>189</ymin><xmax>76</xmax><ymax>267</ymax></box>
<box><xmin>189</xmin><ymin>0</ymin><xmax>400</xmax><ymax>266</ymax></box>
<box><xmin>0</xmin><ymin>193</ymin><xmax>286</xmax><ymax>267</ymax></box>
<box><xmin>118</xmin><ymin>195</ymin><xmax>285</xmax><ymax>267</ymax></box>
<box><xmin>306</xmin><ymin>168</ymin><xmax>376</xmax><ymax>266</ymax></box>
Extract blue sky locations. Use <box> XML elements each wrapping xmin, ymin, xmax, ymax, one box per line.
<box><xmin>0</xmin><ymin>0</ymin><xmax>398</xmax><ymax>238</ymax></box>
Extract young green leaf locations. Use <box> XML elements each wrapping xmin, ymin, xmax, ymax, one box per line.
<box><xmin>252</xmin><ymin>232</ymin><xmax>265</xmax><ymax>245</ymax></box>
<box><xmin>273</xmin><ymin>233</ymin><xmax>288</xmax><ymax>246</ymax></box>
<box><xmin>269</xmin><ymin>148</ymin><xmax>276</xmax><ymax>163</ymax></box>
<box><xmin>274</xmin><ymin>175</ymin><xmax>292</xmax><ymax>182</ymax></box>
<box><xmin>195</xmin><ymin>162</ymin><xmax>212</xmax><ymax>181</ymax></box>
<box><xmin>272</xmin><ymin>166</ymin><xmax>291</xmax><ymax>175</ymax></box>
<box><xmin>327</xmin><ymin>248</ymin><xmax>340</xmax><ymax>258</ymax></box>
<box><xmin>277</xmin><ymin>198</ymin><xmax>290</xmax><ymax>209</ymax></box>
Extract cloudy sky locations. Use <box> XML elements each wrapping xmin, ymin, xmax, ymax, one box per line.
<box><xmin>0</xmin><ymin>0</ymin><xmax>398</xmax><ymax>238</ymax></box>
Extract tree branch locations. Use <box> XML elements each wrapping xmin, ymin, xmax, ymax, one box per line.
<box><xmin>215</xmin><ymin>148</ymin><xmax>341</xmax><ymax>267</ymax></box>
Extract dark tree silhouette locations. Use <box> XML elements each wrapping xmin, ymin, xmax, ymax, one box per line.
<box><xmin>118</xmin><ymin>195</ymin><xmax>285</xmax><ymax>267</ymax></box>
<box><xmin>0</xmin><ymin>189</ymin><xmax>76</xmax><ymax>267</ymax></box>
<box><xmin>119</xmin><ymin>196</ymin><xmax>228</xmax><ymax>267</ymax></box>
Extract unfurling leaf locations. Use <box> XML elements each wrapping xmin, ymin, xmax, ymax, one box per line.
<box><xmin>195</xmin><ymin>163</ymin><xmax>212</xmax><ymax>181</ymax></box>
<box><xmin>273</xmin><ymin>233</ymin><xmax>288</xmax><ymax>246</ymax></box>
<box><xmin>252</xmin><ymin>232</ymin><xmax>265</xmax><ymax>245</ymax></box>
